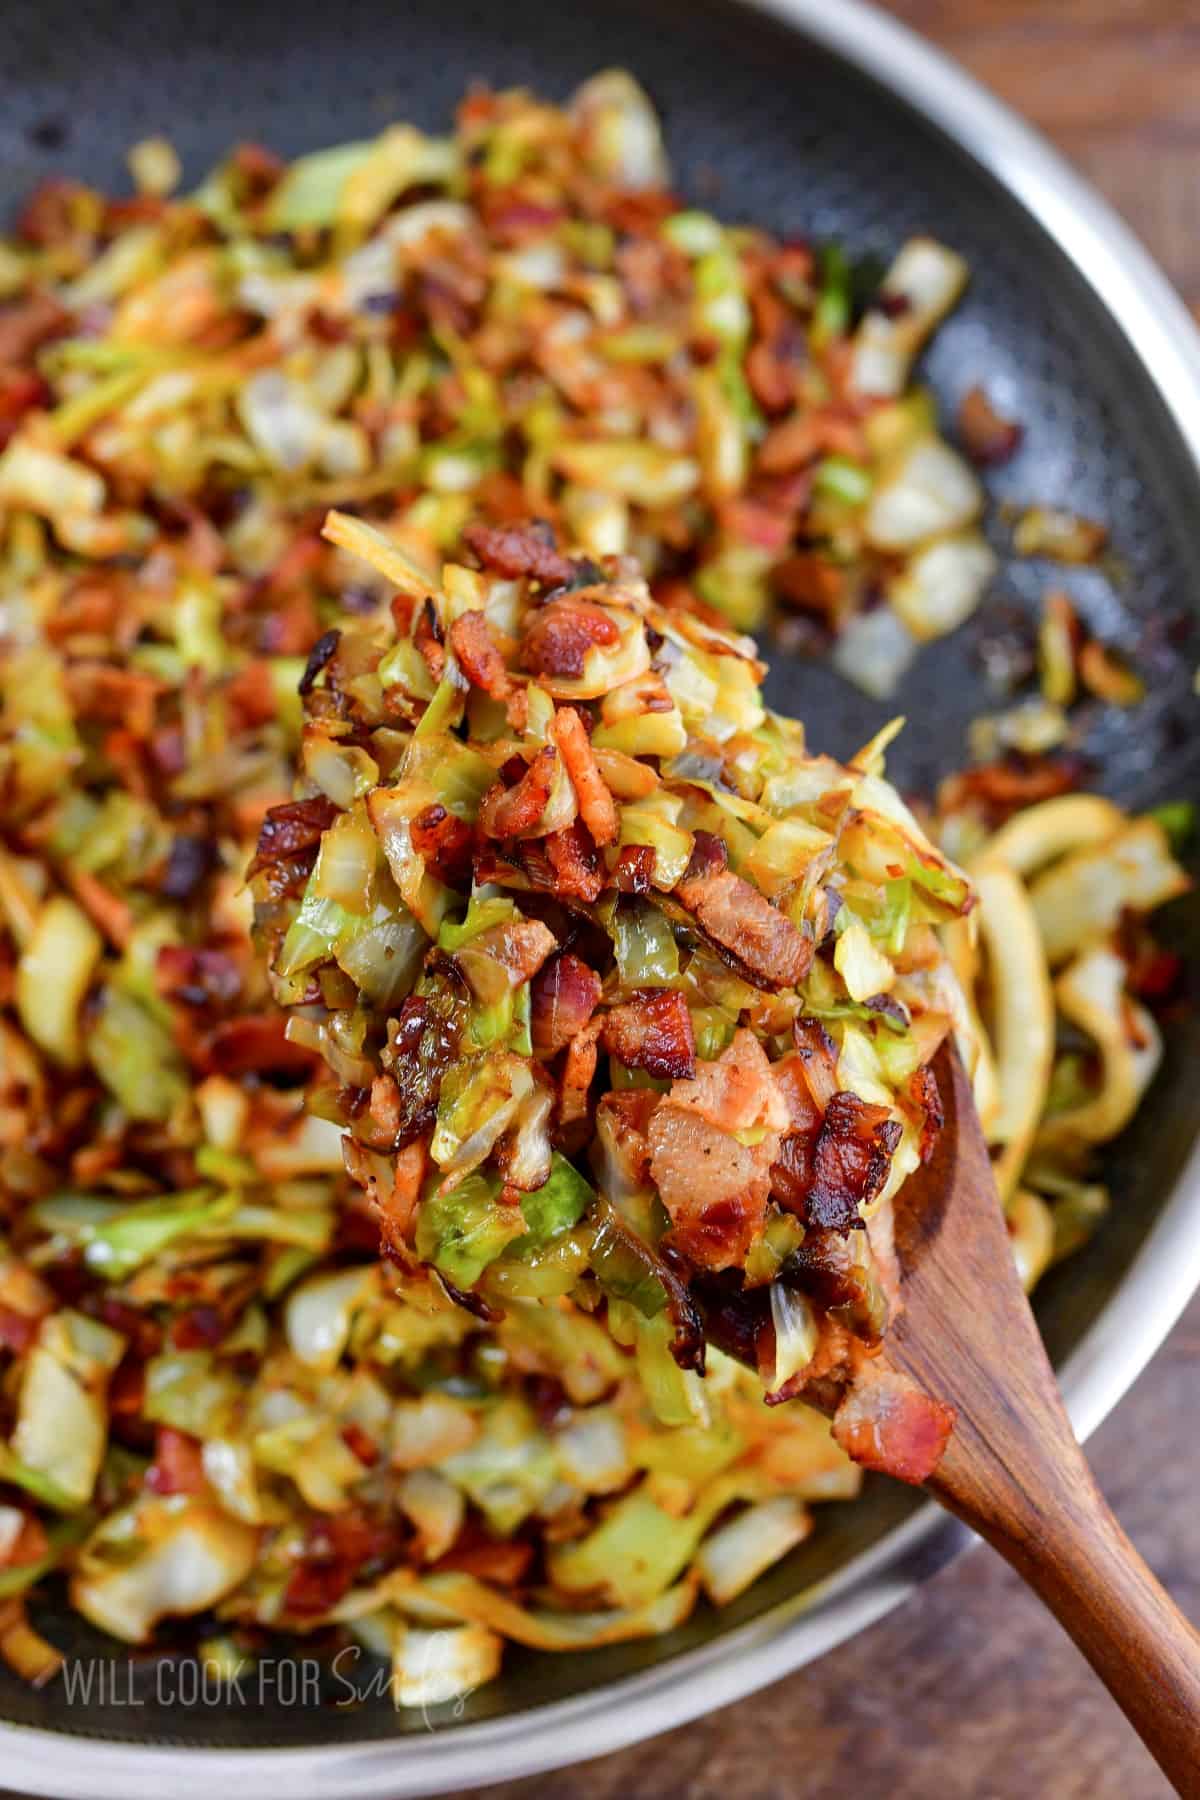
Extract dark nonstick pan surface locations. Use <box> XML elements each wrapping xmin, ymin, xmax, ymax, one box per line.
<box><xmin>2</xmin><ymin>0</ymin><xmax>1198</xmax><ymax>1756</ymax></box>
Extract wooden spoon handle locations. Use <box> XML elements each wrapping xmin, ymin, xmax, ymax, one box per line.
<box><xmin>999</xmin><ymin>1475</ymin><xmax>1200</xmax><ymax>1794</ymax></box>
<box><xmin>884</xmin><ymin>1046</ymin><xmax>1200</xmax><ymax>1791</ymax></box>
<box><xmin>935</xmin><ymin>1425</ymin><xmax>1200</xmax><ymax>1792</ymax></box>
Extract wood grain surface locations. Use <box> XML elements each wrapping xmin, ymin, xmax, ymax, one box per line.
<box><xmin>450</xmin><ymin>7</ymin><xmax>1200</xmax><ymax>1799</ymax></box>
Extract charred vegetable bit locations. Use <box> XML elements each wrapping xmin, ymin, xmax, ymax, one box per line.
<box><xmin>261</xmin><ymin>515</ymin><xmax>976</xmax><ymax>1448</ymax></box>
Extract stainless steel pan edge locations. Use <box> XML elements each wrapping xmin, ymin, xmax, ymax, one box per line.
<box><xmin>4</xmin><ymin>1</ymin><xmax>1200</xmax><ymax>1792</ymax></box>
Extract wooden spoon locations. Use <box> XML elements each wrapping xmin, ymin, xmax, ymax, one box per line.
<box><xmin>867</xmin><ymin>1040</ymin><xmax>1200</xmax><ymax>1791</ymax></box>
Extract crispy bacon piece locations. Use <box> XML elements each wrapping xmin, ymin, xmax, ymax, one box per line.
<box><xmin>907</xmin><ymin>1063</ymin><xmax>944</xmax><ymax>1164</ymax></box>
<box><xmin>283</xmin><ymin>1507</ymin><xmax>402</xmax><ymax>1618</ymax></box>
<box><xmin>463</xmin><ymin>518</ymin><xmax>576</xmax><ymax>587</ymax></box>
<box><xmin>785</xmin><ymin>1225</ymin><xmax>890</xmax><ymax>1347</ymax></box>
<box><xmin>159</xmin><ymin>834</ymin><xmax>217</xmax><ymax>903</ymax></box>
<box><xmin>0</xmin><ymin>1307</ymin><xmax>39</xmax><ymax>1356</ymax></box>
<box><xmin>614</xmin><ymin>844</ymin><xmax>656</xmax><ymax>895</ymax></box>
<box><xmin>757</xmin><ymin>407</ymin><xmax>865</xmax><ymax>475</ymax></box>
<box><xmin>530</xmin><ymin>953</ymin><xmax>602</xmax><ymax>1058</ymax></box>
<box><xmin>647</xmin><ymin>1031</ymin><xmax>788</xmax><ymax>1272</ymax></box>
<box><xmin>145</xmin><ymin>1428</ymin><xmax>207</xmax><ymax>1497</ymax></box>
<box><xmin>448</xmin><ymin>609</ymin><xmax>512</xmax><ymax>698</ymax></box>
<box><xmin>0</xmin><ymin>368</ymin><xmax>49</xmax><ymax>448</ymax></box>
<box><xmin>832</xmin><ymin>1367</ymin><xmax>956</xmax><ymax>1485</ymax></box>
<box><xmin>155</xmin><ymin>945</ymin><xmax>242</xmax><ymax>1009</ymax></box>
<box><xmin>201</xmin><ymin>1014</ymin><xmax>319</xmax><ymax>1079</ymax></box>
<box><xmin>0</xmin><ymin>289</ymin><xmax>70</xmax><ymax>363</ymax></box>
<box><xmin>807</xmin><ymin>1092</ymin><xmax>902</xmax><ymax>1235</ymax></box>
<box><xmin>169</xmin><ymin>1305</ymin><xmax>230</xmax><ymax>1351</ymax></box>
<box><xmin>552</xmin><ymin>706</ymin><xmax>617</xmax><ymax>846</ymax></box>
<box><xmin>545</xmin><ymin>820</ymin><xmax>603</xmax><ymax>902</ymax></box>
<box><xmin>958</xmin><ymin>384</ymin><xmax>1023</xmax><ymax>468</ymax></box>
<box><xmin>557</xmin><ymin>1016</ymin><xmax>603</xmax><ymax>1141</ymax></box>
<box><xmin>478</xmin><ymin>745</ymin><xmax>558</xmax><ymax>839</ymax></box>
<box><xmin>602</xmin><ymin>989</ymin><xmax>696</xmax><ymax>1081</ymax></box>
<box><xmin>410</xmin><ymin>802</ymin><xmax>476</xmax><ymax>889</ymax></box>
<box><xmin>791</xmin><ymin>1015</ymin><xmax>840</xmax><ymax>1109</ymax></box>
<box><xmin>248</xmin><ymin>795</ymin><xmax>338</xmax><ymax>880</ymax></box>
<box><xmin>594</xmin><ymin>1089</ymin><xmax>658</xmax><ymax>1189</ymax></box>
<box><xmin>434</xmin><ymin>1538</ymin><xmax>534</xmax><ymax>1586</ymax></box>
<box><xmin>937</xmin><ymin>754</ymin><xmax>1083</xmax><ymax>830</ymax></box>
<box><xmin>674</xmin><ymin>860</ymin><xmax>811</xmax><ymax>992</ymax></box>
<box><xmin>371</xmin><ymin>1137</ymin><xmax>427</xmax><ymax>1258</ymax></box>
<box><xmin>520</xmin><ymin>597</ymin><xmax>620</xmax><ymax>680</ymax></box>
<box><xmin>413</xmin><ymin>598</ymin><xmax>446</xmax><ymax>684</ymax></box>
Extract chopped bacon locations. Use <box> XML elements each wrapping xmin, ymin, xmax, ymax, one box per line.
<box><xmin>435</xmin><ymin>1537</ymin><xmax>534</xmax><ymax>1586</ymax></box>
<box><xmin>413</xmin><ymin>599</ymin><xmax>446</xmax><ymax>684</ymax></box>
<box><xmin>614</xmin><ymin>844</ymin><xmax>656</xmax><ymax>895</ymax></box>
<box><xmin>786</xmin><ymin>1225</ymin><xmax>890</xmax><ymax>1346</ymax></box>
<box><xmin>937</xmin><ymin>754</ymin><xmax>1084</xmax><ymax>830</ymax></box>
<box><xmin>169</xmin><ymin>1305</ymin><xmax>229</xmax><ymax>1350</ymax></box>
<box><xmin>958</xmin><ymin>385</ymin><xmax>1023</xmax><ymax>468</ymax></box>
<box><xmin>145</xmin><ymin>1428</ymin><xmax>208</xmax><ymax>1497</ymax></box>
<box><xmin>519</xmin><ymin>597</ymin><xmax>620</xmax><ymax>680</ymax></box>
<box><xmin>159</xmin><ymin>833</ymin><xmax>217</xmax><ymax>903</ymax></box>
<box><xmin>832</xmin><ymin>1367</ymin><xmax>956</xmax><ymax>1485</ymax></box>
<box><xmin>907</xmin><ymin>1063</ymin><xmax>944</xmax><ymax>1164</ymax></box>
<box><xmin>0</xmin><ymin>1306</ymin><xmax>38</xmax><ymax>1355</ymax></box>
<box><xmin>0</xmin><ymin>367</ymin><xmax>50</xmax><ymax>448</ymax></box>
<box><xmin>202</xmin><ymin>1015</ymin><xmax>319</xmax><ymax>1079</ymax></box>
<box><xmin>557</xmin><ymin>1016</ymin><xmax>602</xmax><ymax>1140</ymax></box>
<box><xmin>682</xmin><ymin>829</ymin><xmax>727</xmax><ymax>881</ymax></box>
<box><xmin>410</xmin><ymin>803</ymin><xmax>476</xmax><ymax>888</ymax></box>
<box><xmin>602</xmin><ymin>989</ymin><xmax>696</xmax><ymax>1081</ymax></box>
<box><xmin>773</xmin><ymin>552</ymin><xmax>846</xmax><ymax>623</ymax></box>
<box><xmin>674</xmin><ymin>863</ymin><xmax>811</xmax><ymax>992</ymax></box>
<box><xmin>647</xmin><ymin>1031</ymin><xmax>787</xmax><ymax>1271</ymax></box>
<box><xmin>530</xmin><ymin>953</ymin><xmax>601</xmax><ymax>1058</ymax></box>
<box><xmin>791</xmin><ymin>1015</ymin><xmax>840</xmax><ymax>1109</ymax></box>
<box><xmin>478</xmin><ymin>745</ymin><xmax>558</xmax><ymax>839</ymax></box>
<box><xmin>806</xmin><ymin>1091</ymin><xmax>902</xmax><ymax>1235</ymax></box>
<box><xmin>247</xmin><ymin>795</ymin><xmax>338</xmax><ymax>879</ymax></box>
<box><xmin>0</xmin><ymin>289</ymin><xmax>70</xmax><ymax>363</ymax></box>
<box><xmin>594</xmin><ymin>1089</ymin><xmax>658</xmax><ymax>1190</ymax></box>
<box><xmin>545</xmin><ymin>820</ymin><xmax>604</xmax><ymax>902</ymax></box>
<box><xmin>757</xmin><ymin>408</ymin><xmax>866</xmax><ymax>474</ymax></box>
<box><xmin>553</xmin><ymin>706</ymin><xmax>617</xmax><ymax>846</ymax></box>
<box><xmin>448</xmin><ymin>609</ymin><xmax>512</xmax><ymax>698</ymax></box>
<box><xmin>66</xmin><ymin>664</ymin><xmax>161</xmax><ymax>738</ymax></box>
<box><xmin>463</xmin><ymin>518</ymin><xmax>576</xmax><ymax>587</ymax></box>
<box><xmin>155</xmin><ymin>945</ymin><xmax>242</xmax><ymax>1009</ymax></box>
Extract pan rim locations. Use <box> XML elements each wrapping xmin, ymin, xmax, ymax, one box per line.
<box><xmin>4</xmin><ymin>0</ymin><xmax>1200</xmax><ymax>1791</ymax></box>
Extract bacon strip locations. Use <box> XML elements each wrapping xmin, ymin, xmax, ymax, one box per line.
<box><xmin>463</xmin><ymin>519</ymin><xmax>576</xmax><ymax>587</ymax></box>
<box><xmin>520</xmin><ymin>597</ymin><xmax>620</xmax><ymax>679</ymax></box>
<box><xmin>545</xmin><ymin>820</ymin><xmax>603</xmax><ymax>902</ymax></box>
<box><xmin>530</xmin><ymin>953</ymin><xmax>602</xmax><ymax>1058</ymax></box>
<box><xmin>806</xmin><ymin>1091</ymin><xmax>902</xmax><ymax>1235</ymax></box>
<box><xmin>477</xmin><ymin>745</ymin><xmax>558</xmax><ymax>839</ymax></box>
<box><xmin>448</xmin><ymin>609</ymin><xmax>512</xmax><ymax>698</ymax></box>
<box><xmin>248</xmin><ymin>795</ymin><xmax>338</xmax><ymax>879</ymax></box>
<box><xmin>553</xmin><ymin>705</ymin><xmax>618</xmax><ymax>846</ymax></box>
<box><xmin>674</xmin><ymin>863</ymin><xmax>811</xmax><ymax>992</ymax></box>
<box><xmin>832</xmin><ymin>1367</ymin><xmax>956</xmax><ymax>1485</ymax></box>
<box><xmin>601</xmin><ymin>989</ymin><xmax>695</xmax><ymax>1081</ymax></box>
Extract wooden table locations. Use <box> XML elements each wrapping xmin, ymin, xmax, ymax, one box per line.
<box><xmin>453</xmin><ymin>7</ymin><xmax>1200</xmax><ymax>1797</ymax></box>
